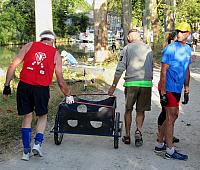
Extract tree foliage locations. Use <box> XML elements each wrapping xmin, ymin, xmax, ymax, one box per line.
<box><xmin>52</xmin><ymin>0</ymin><xmax>90</xmax><ymax>37</ymax></box>
<box><xmin>176</xmin><ymin>0</ymin><xmax>200</xmax><ymax>25</ymax></box>
<box><xmin>0</xmin><ymin>0</ymin><xmax>35</xmax><ymax>45</ymax></box>
<box><xmin>108</xmin><ymin>0</ymin><xmax>144</xmax><ymax>27</ymax></box>
<box><xmin>66</xmin><ymin>14</ymin><xmax>89</xmax><ymax>35</ymax></box>
<box><xmin>107</xmin><ymin>0</ymin><xmax>121</xmax><ymax>15</ymax></box>
<box><xmin>0</xmin><ymin>0</ymin><xmax>199</xmax><ymax>46</ymax></box>
<box><xmin>132</xmin><ymin>0</ymin><xmax>144</xmax><ymax>27</ymax></box>
<box><xmin>0</xmin><ymin>0</ymin><xmax>91</xmax><ymax>45</ymax></box>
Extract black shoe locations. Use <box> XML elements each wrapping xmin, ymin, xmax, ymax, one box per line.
<box><xmin>135</xmin><ymin>129</ymin><xmax>143</xmax><ymax>147</ymax></box>
<box><xmin>122</xmin><ymin>136</ymin><xmax>131</xmax><ymax>144</ymax></box>
<box><xmin>173</xmin><ymin>136</ymin><xmax>180</xmax><ymax>143</ymax></box>
<box><xmin>154</xmin><ymin>144</ymin><xmax>166</xmax><ymax>153</ymax></box>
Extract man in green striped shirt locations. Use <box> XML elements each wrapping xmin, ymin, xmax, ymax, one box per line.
<box><xmin>108</xmin><ymin>29</ymin><xmax>153</xmax><ymax>147</ymax></box>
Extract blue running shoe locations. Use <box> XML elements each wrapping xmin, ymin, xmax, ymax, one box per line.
<box><xmin>154</xmin><ymin>144</ymin><xmax>166</xmax><ymax>153</ymax></box>
<box><xmin>165</xmin><ymin>150</ymin><xmax>188</xmax><ymax>161</ymax></box>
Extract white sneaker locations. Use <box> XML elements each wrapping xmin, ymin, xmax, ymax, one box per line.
<box><xmin>32</xmin><ymin>144</ymin><xmax>43</xmax><ymax>157</ymax></box>
<box><xmin>21</xmin><ymin>152</ymin><xmax>30</xmax><ymax>161</ymax></box>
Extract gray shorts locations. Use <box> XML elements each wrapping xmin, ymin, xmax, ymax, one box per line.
<box><xmin>124</xmin><ymin>86</ymin><xmax>152</xmax><ymax>112</ymax></box>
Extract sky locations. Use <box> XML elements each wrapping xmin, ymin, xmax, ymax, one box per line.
<box><xmin>86</xmin><ymin>0</ymin><xmax>93</xmax><ymax>5</ymax></box>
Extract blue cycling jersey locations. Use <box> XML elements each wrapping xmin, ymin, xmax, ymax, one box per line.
<box><xmin>161</xmin><ymin>41</ymin><xmax>192</xmax><ymax>93</ymax></box>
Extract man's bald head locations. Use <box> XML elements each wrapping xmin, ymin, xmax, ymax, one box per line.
<box><xmin>127</xmin><ymin>29</ymin><xmax>141</xmax><ymax>43</ymax></box>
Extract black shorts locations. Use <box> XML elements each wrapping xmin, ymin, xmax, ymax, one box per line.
<box><xmin>17</xmin><ymin>81</ymin><xmax>50</xmax><ymax>116</ymax></box>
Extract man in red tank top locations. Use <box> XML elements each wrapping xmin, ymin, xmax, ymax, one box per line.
<box><xmin>3</xmin><ymin>30</ymin><xmax>74</xmax><ymax>161</ymax></box>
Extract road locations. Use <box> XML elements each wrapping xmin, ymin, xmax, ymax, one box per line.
<box><xmin>0</xmin><ymin>46</ymin><xmax>200</xmax><ymax>170</ymax></box>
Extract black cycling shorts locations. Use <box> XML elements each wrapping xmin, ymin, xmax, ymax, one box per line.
<box><xmin>17</xmin><ymin>81</ymin><xmax>50</xmax><ymax>116</ymax></box>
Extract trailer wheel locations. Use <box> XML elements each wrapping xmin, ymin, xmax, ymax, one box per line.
<box><xmin>114</xmin><ymin>112</ymin><xmax>120</xmax><ymax>149</ymax></box>
<box><xmin>54</xmin><ymin>115</ymin><xmax>63</xmax><ymax>145</ymax></box>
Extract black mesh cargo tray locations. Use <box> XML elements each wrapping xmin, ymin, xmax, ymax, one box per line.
<box><xmin>51</xmin><ymin>94</ymin><xmax>122</xmax><ymax>148</ymax></box>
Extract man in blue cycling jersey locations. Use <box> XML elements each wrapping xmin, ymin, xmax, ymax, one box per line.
<box><xmin>155</xmin><ymin>22</ymin><xmax>192</xmax><ymax>161</ymax></box>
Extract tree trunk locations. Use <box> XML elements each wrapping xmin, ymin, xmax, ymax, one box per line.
<box><xmin>164</xmin><ymin>0</ymin><xmax>176</xmax><ymax>32</ymax></box>
<box><xmin>143</xmin><ymin>0</ymin><xmax>160</xmax><ymax>48</ymax></box>
<box><xmin>121</xmin><ymin>0</ymin><xmax>132</xmax><ymax>46</ymax></box>
<box><xmin>94</xmin><ymin>0</ymin><xmax>108</xmax><ymax>63</ymax></box>
<box><xmin>143</xmin><ymin>0</ymin><xmax>152</xmax><ymax>45</ymax></box>
<box><xmin>150</xmin><ymin>0</ymin><xmax>160</xmax><ymax>48</ymax></box>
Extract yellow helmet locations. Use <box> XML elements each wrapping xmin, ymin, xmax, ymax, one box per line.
<box><xmin>175</xmin><ymin>22</ymin><xmax>191</xmax><ymax>32</ymax></box>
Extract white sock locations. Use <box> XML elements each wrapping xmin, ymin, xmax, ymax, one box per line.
<box><xmin>166</xmin><ymin>147</ymin><xmax>175</xmax><ymax>155</ymax></box>
<box><xmin>156</xmin><ymin>142</ymin><xmax>164</xmax><ymax>148</ymax></box>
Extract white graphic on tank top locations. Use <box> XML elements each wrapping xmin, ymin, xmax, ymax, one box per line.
<box><xmin>28</xmin><ymin>52</ymin><xmax>47</xmax><ymax>75</ymax></box>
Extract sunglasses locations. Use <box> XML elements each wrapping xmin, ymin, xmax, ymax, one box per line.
<box><xmin>177</xmin><ymin>30</ymin><xmax>189</xmax><ymax>33</ymax></box>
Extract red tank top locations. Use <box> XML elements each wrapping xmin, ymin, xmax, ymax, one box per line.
<box><xmin>20</xmin><ymin>42</ymin><xmax>56</xmax><ymax>86</ymax></box>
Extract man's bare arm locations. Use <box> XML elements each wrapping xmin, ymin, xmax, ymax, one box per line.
<box><xmin>160</xmin><ymin>63</ymin><xmax>169</xmax><ymax>94</ymax></box>
<box><xmin>184</xmin><ymin>67</ymin><xmax>190</xmax><ymax>93</ymax></box>
<box><xmin>54</xmin><ymin>51</ymin><xmax>70</xmax><ymax>96</ymax></box>
<box><xmin>5</xmin><ymin>43</ymin><xmax>32</xmax><ymax>85</ymax></box>
<box><xmin>108</xmin><ymin>75</ymin><xmax>121</xmax><ymax>96</ymax></box>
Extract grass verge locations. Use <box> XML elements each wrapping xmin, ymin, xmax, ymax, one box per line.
<box><xmin>0</xmin><ymin>66</ymin><xmax>110</xmax><ymax>160</ymax></box>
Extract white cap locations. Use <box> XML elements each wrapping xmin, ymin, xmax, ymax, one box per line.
<box><xmin>61</xmin><ymin>50</ymin><xmax>67</xmax><ymax>57</ymax></box>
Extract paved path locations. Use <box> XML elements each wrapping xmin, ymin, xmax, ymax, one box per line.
<box><xmin>0</xmin><ymin>48</ymin><xmax>200</xmax><ymax>170</ymax></box>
